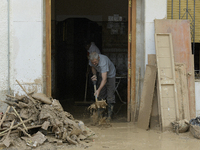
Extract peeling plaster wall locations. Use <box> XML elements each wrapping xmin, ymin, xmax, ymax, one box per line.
<box><xmin>12</xmin><ymin>0</ymin><xmax>44</xmax><ymax>96</ymax></box>
<box><xmin>0</xmin><ymin>1</ymin><xmax>9</xmax><ymax>112</ymax></box>
<box><xmin>0</xmin><ymin>0</ymin><xmax>44</xmax><ymax>112</ymax></box>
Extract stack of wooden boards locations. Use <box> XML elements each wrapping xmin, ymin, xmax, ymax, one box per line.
<box><xmin>137</xmin><ymin>19</ymin><xmax>195</xmax><ymax>131</ymax></box>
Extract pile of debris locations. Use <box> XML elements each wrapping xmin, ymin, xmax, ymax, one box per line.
<box><xmin>0</xmin><ymin>80</ymin><xmax>95</xmax><ymax>148</ymax></box>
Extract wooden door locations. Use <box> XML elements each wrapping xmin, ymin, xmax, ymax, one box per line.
<box><xmin>46</xmin><ymin>0</ymin><xmax>51</xmax><ymax>97</ymax></box>
<box><xmin>127</xmin><ymin>0</ymin><xmax>136</xmax><ymax>122</ymax></box>
<box><xmin>155</xmin><ymin>19</ymin><xmax>195</xmax><ymax>119</ymax></box>
<box><xmin>155</xmin><ymin>33</ymin><xmax>179</xmax><ymax>131</ymax></box>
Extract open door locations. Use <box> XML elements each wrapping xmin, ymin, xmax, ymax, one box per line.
<box><xmin>127</xmin><ymin>0</ymin><xmax>136</xmax><ymax>122</ymax></box>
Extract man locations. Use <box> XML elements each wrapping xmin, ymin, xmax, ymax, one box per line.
<box><xmin>89</xmin><ymin>52</ymin><xmax>116</xmax><ymax>121</ymax></box>
<box><xmin>84</xmin><ymin>40</ymin><xmax>101</xmax><ymax>55</ymax></box>
<box><xmin>84</xmin><ymin>40</ymin><xmax>101</xmax><ymax>102</ymax></box>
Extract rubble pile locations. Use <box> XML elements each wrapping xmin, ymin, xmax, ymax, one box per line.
<box><xmin>0</xmin><ymin>85</ymin><xmax>95</xmax><ymax>148</ymax></box>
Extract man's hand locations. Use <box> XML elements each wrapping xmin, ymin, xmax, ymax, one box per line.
<box><xmin>91</xmin><ymin>75</ymin><xmax>97</xmax><ymax>81</ymax></box>
<box><xmin>94</xmin><ymin>89</ymin><xmax>100</xmax><ymax>98</ymax></box>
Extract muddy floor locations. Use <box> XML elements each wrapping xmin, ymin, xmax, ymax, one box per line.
<box><xmin>3</xmin><ymin>121</ymin><xmax>200</xmax><ymax>150</ymax></box>
<box><xmin>2</xmin><ymin>102</ymin><xmax>200</xmax><ymax>150</ymax></box>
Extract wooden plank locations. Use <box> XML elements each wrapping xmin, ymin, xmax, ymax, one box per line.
<box><xmin>156</xmin><ymin>76</ymin><xmax>162</xmax><ymax>130</ymax></box>
<box><xmin>148</xmin><ymin>54</ymin><xmax>159</xmax><ymax>128</ymax></box>
<box><xmin>46</xmin><ymin>0</ymin><xmax>51</xmax><ymax>97</ymax></box>
<box><xmin>175</xmin><ymin>63</ymin><xmax>190</xmax><ymax>121</ymax></box>
<box><xmin>127</xmin><ymin>0</ymin><xmax>132</xmax><ymax>122</ymax></box>
<box><xmin>134</xmin><ymin>67</ymin><xmax>141</xmax><ymax>122</ymax></box>
<box><xmin>155</xmin><ymin>33</ymin><xmax>179</xmax><ymax>131</ymax></box>
<box><xmin>137</xmin><ymin>65</ymin><xmax>157</xmax><ymax>129</ymax></box>
<box><xmin>148</xmin><ymin>54</ymin><xmax>156</xmax><ymax>66</ymax></box>
<box><xmin>130</xmin><ymin>0</ymin><xmax>137</xmax><ymax>122</ymax></box>
<box><xmin>154</xmin><ymin>19</ymin><xmax>195</xmax><ymax>118</ymax></box>
<box><xmin>127</xmin><ymin>0</ymin><xmax>137</xmax><ymax>122</ymax></box>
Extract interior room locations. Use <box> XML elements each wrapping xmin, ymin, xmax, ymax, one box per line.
<box><xmin>51</xmin><ymin>0</ymin><xmax>128</xmax><ymax>121</ymax></box>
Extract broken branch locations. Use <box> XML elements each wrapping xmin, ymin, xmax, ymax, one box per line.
<box><xmin>17</xmin><ymin>127</ymin><xmax>31</xmax><ymax>138</ymax></box>
<box><xmin>12</xmin><ymin>106</ymin><xmax>28</xmax><ymax>131</ymax></box>
<box><xmin>0</xmin><ymin>118</ymin><xmax>32</xmax><ymax>136</ymax></box>
<box><xmin>0</xmin><ymin>106</ymin><xmax>11</xmax><ymax>128</ymax></box>
<box><xmin>6</xmin><ymin>119</ymin><xmax>15</xmax><ymax>138</ymax></box>
<box><xmin>16</xmin><ymin>80</ymin><xmax>36</xmax><ymax>104</ymax></box>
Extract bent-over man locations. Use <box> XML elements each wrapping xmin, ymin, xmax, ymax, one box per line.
<box><xmin>89</xmin><ymin>52</ymin><xmax>116</xmax><ymax>121</ymax></box>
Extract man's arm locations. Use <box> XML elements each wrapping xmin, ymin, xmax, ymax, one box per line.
<box><xmin>91</xmin><ymin>66</ymin><xmax>96</xmax><ymax>75</ymax></box>
<box><xmin>95</xmin><ymin>72</ymin><xmax>107</xmax><ymax>97</ymax></box>
<box><xmin>91</xmin><ymin>66</ymin><xmax>97</xmax><ymax>81</ymax></box>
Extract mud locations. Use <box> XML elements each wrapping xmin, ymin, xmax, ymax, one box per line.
<box><xmin>2</xmin><ymin>122</ymin><xmax>200</xmax><ymax>150</ymax></box>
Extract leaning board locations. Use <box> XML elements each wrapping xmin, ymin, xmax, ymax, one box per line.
<box><xmin>155</xmin><ymin>33</ymin><xmax>179</xmax><ymax>131</ymax></box>
<box><xmin>154</xmin><ymin>19</ymin><xmax>195</xmax><ymax>119</ymax></box>
<box><xmin>175</xmin><ymin>63</ymin><xmax>190</xmax><ymax>121</ymax></box>
<box><xmin>137</xmin><ymin>65</ymin><xmax>157</xmax><ymax>129</ymax></box>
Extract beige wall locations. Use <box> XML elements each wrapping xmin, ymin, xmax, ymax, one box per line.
<box><xmin>55</xmin><ymin>0</ymin><xmax>128</xmax><ymax>21</ymax></box>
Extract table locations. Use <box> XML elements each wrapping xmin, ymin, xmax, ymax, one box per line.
<box><xmin>115</xmin><ymin>76</ymin><xmax>127</xmax><ymax>104</ymax></box>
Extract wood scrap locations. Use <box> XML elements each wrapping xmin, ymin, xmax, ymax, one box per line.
<box><xmin>32</xmin><ymin>93</ymin><xmax>52</xmax><ymax>104</ymax></box>
<box><xmin>17</xmin><ymin>127</ymin><xmax>31</xmax><ymax>138</ymax></box>
<box><xmin>3</xmin><ymin>119</ymin><xmax>15</xmax><ymax>147</ymax></box>
<box><xmin>5</xmin><ymin>120</ymin><xmax>15</xmax><ymax>138</ymax></box>
<box><xmin>66</xmin><ymin>136</ymin><xmax>77</xmax><ymax>145</ymax></box>
<box><xmin>12</xmin><ymin>106</ymin><xmax>28</xmax><ymax>131</ymax></box>
<box><xmin>0</xmin><ymin>118</ymin><xmax>32</xmax><ymax>136</ymax></box>
<box><xmin>18</xmin><ymin>102</ymin><xmax>29</xmax><ymax>108</ymax></box>
<box><xmin>0</xmin><ymin>106</ymin><xmax>11</xmax><ymax>128</ymax></box>
<box><xmin>0</xmin><ymin>90</ymin><xmax>95</xmax><ymax>148</ymax></box>
<box><xmin>21</xmin><ymin>131</ymin><xmax>47</xmax><ymax>147</ymax></box>
<box><xmin>134</xmin><ymin>67</ymin><xmax>141</xmax><ymax>123</ymax></box>
<box><xmin>6</xmin><ymin>95</ymin><xmax>16</xmax><ymax>99</ymax></box>
<box><xmin>137</xmin><ymin>65</ymin><xmax>157</xmax><ymax>130</ymax></box>
<box><xmin>41</xmin><ymin>121</ymin><xmax>50</xmax><ymax>130</ymax></box>
<box><xmin>0</xmin><ymin>125</ymin><xmax>42</xmax><ymax>137</ymax></box>
<box><xmin>16</xmin><ymin>80</ymin><xmax>36</xmax><ymax>104</ymax></box>
<box><xmin>1</xmin><ymin>100</ymin><xmax>20</xmax><ymax>108</ymax></box>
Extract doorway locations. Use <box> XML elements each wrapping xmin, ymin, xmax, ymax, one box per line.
<box><xmin>49</xmin><ymin>0</ymin><xmax>131</xmax><ymax>121</ymax></box>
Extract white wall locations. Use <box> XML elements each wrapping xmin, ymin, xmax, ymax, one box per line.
<box><xmin>195</xmin><ymin>81</ymin><xmax>200</xmax><ymax>116</ymax></box>
<box><xmin>0</xmin><ymin>0</ymin><xmax>44</xmax><ymax>112</ymax></box>
<box><xmin>12</xmin><ymin>0</ymin><xmax>43</xmax><ymax>96</ymax></box>
<box><xmin>144</xmin><ymin>0</ymin><xmax>167</xmax><ymax>65</ymax></box>
<box><xmin>0</xmin><ymin>1</ymin><xmax>9</xmax><ymax>112</ymax></box>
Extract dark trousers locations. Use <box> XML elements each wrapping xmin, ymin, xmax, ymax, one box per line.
<box><xmin>97</xmin><ymin>76</ymin><xmax>116</xmax><ymax>104</ymax></box>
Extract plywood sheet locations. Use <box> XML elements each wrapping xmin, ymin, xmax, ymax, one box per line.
<box><xmin>137</xmin><ymin>65</ymin><xmax>157</xmax><ymax>129</ymax></box>
<box><xmin>155</xmin><ymin>33</ymin><xmax>179</xmax><ymax>131</ymax></box>
<box><xmin>148</xmin><ymin>54</ymin><xmax>156</xmax><ymax>66</ymax></box>
<box><xmin>155</xmin><ymin>19</ymin><xmax>195</xmax><ymax>118</ymax></box>
<box><xmin>175</xmin><ymin>63</ymin><xmax>190</xmax><ymax>121</ymax></box>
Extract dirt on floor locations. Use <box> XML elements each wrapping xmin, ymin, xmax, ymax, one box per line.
<box><xmin>1</xmin><ymin>95</ymin><xmax>200</xmax><ymax>150</ymax></box>
<box><xmin>2</xmin><ymin>120</ymin><xmax>200</xmax><ymax>150</ymax></box>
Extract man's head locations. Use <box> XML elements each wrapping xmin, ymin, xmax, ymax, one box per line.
<box><xmin>84</xmin><ymin>39</ymin><xmax>91</xmax><ymax>50</ymax></box>
<box><xmin>89</xmin><ymin>52</ymin><xmax>99</xmax><ymax>66</ymax></box>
